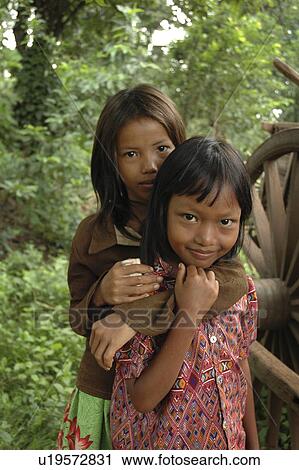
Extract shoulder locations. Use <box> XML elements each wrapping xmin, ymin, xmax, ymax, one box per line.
<box><xmin>71</xmin><ymin>213</ymin><xmax>115</xmax><ymax>258</ymax></box>
<box><xmin>229</xmin><ymin>276</ymin><xmax>257</xmax><ymax>309</ymax></box>
<box><xmin>73</xmin><ymin>213</ymin><xmax>98</xmax><ymax>242</ymax></box>
<box><xmin>71</xmin><ymin>213</ymin><xmax>98</xmax><ymax>251</ymax></box>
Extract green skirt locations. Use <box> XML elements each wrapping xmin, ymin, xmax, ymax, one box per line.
<box><xmin>57</xmin><ymin>388</ymin><xmax>112</xmax><ymax>450</ymax></box>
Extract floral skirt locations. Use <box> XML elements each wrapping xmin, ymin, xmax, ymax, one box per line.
<box><xmin>57</xmin><ymin>388</ymin><xmax>112</xmax><ymax>450</ymax></box>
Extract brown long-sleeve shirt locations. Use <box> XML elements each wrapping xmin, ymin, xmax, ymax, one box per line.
<box><xmin>68</xmin><ymin>213</ymin><xmax>248</xmax><ymax>398</ymax></box>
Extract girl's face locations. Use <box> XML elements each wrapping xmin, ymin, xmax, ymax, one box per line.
<box><xmin>167</xmin><ymin>185</ymin><xmax>241</xmax><ymax>269</ymax></box>
<box><xmin>117</xmin><ymin>117</ymin><xmax>175</xmax><ymax>204</ymax></box>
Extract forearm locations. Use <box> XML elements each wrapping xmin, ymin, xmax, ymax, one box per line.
<box><xmin>239</xmin><ymin>358</ymin><xmax>259</xmax><ymax>450</ymax></box>
<box><xmin>127</xmin><ymin>314</ymin><xmax>196</xmax><ymax>412</ymax></box>
<box><xmin>114</xmin><ymin>291</ymin><xmax>175</xmax><ymax>336</ymax></box>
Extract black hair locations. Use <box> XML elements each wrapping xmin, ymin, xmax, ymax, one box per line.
<box><xmin>141</xmin><ymin>136</ymin><xmax>252</xmax><ymax>265</ymax></box>
<box><xmin>90</xmin><ymin>84</ymin><xmax>186</xmax><ymax>238</ymax></box>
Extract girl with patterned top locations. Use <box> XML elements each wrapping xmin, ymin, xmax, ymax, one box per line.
<box><xmin>110</xmin><ymin>136</ymin><xmax>259</xmax><ymax>450</ymax></box>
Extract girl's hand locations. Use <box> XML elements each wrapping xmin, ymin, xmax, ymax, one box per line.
<box><xmin>175</xmin><ymin>263</ymin><xmax>219</xmax><ymax>322</ymax></box>
<box><xmin>90</xmin><ymin>314</ymin><xmax>136</xmax><ymax>370</ymax></box>
<box><xmin>93</xmin><ymin>260</ymin><xmax>163</xmax><ymax>306</ymax></box>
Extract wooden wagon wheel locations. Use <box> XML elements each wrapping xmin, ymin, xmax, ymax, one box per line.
<box><xmin>244</xmin><ymin>127</ymin><xmax>299</xmax><ymax>448</ymax></box>
<box><xmin>245</xmin><ymin>127</ymin><xmax>299</xmax><ymax>371</ymax></box>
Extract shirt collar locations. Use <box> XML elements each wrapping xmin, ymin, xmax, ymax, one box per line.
<box><xmin>88</xmin><ymin>217</ymin><xmax>141</xmax><ymax>254</ymax></box>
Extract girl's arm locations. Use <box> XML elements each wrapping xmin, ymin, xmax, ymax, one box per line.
<box><xmin>91</xmin><ymin>258</ymin><xmax>246</xmax><ymax>369</ymax></box>
<box><xmin>126</xmin><ymin>314</ymin><xmax>195</xmax><ymax>412</ymax></box>
<box><xmin>239</xmin><ymin>358</ymin><xmax>260</xmax><ymax>450</ymax></box>
<box><xmin>125</xmin><ymin>264</ymin><xmax>219</xmax><ymax>413</ymax></box>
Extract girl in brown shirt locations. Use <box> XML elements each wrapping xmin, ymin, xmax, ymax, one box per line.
<box><xmin>57</xmin><ymin>85</ymin><xmax>247</xmax><ymax>450</ymax></box>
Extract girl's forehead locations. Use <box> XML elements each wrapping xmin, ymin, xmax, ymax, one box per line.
<box><xmin>171</xmin><ymin>186</ymin><xmax>241</xmax><ymax>212</ymax></box>
<box><xmin>117</xmin><ymin>117</ymin><xmax>171</xmax><ymax>147</ymax></box>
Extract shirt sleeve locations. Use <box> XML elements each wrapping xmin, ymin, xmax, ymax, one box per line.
<box><xmin>113</xmin><ymin>291</ymin><xmax>176</xmax><ymax>337</ymax></box>
<box><xmin>115</xmin><ymin>333</ymin><xmax>155</xmax><ymax>380</ymax></box>
<box><xmin>212</xmin><ymin>258</ymin><xmax>248</xmax><ymax>312</ymax></box>
<box><xmin>238</xmin><ymin>276</ymin><xmax>258</xmax><ymax>360</ymax></box>
<box><xmin>68</xmin><ymin>239</ymin><xmax>109</xmax><ymax>337</ymax></box>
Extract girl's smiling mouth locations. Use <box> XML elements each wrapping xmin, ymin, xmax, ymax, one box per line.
<box><xmin>187</xmin><ymin>248</ymin><xmax>217</xmax><ymax>260</ymax></box>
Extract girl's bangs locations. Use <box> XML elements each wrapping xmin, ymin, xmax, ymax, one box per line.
<box><xmin>173</xmin><ymin>166</ymin><xmax>224</xmax><ymax>206</ymax></box>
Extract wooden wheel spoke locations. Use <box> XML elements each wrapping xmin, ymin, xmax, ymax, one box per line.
<box><xmin>281</xmin><ymin>153</ymin><xmax>299</xmax><ymax>280</ymax></box>
<box><xmin>288</xmin><ymin>320</ymin><xmax>299</xmax><ymax>345</ymax></box>
<box><xmin>264</xmin><ymin>160</ymin><xmax>286</xmax><ymax>275</ymax></box>
<box><xmin>278</xmin><ymin>330</ymin><xmax>289</xmax><ymax>365</ymax></box>
<box><xmin>284</xmin><ymin>240</ymin><xmax>299</xmax><ymax>287</ymax></box>
<box><xmin>271</xmin><ymin>330</ymin><xmax>280</xmax><ymax>358</ymax></box>
<box><xmin>283</xmin><ymin>153</ymin><xmax>294</xmax><ymax>201</ymax></box>
<box><xmin>251</xmin><ymin>186</ymin><xmax>275</xmax><ymax>274</ymax></box>
<box><xmin>289</xmin><ymin>278</ymin><xmax>299</xmax><ymax>296</ymax></box>
<box><xmin>290</xmin><ymin>298</ymin><xmax>299</xmax><ymax>322</ymax></box>
<box><xmin>243</xmin><ymin>230</ymin><xmax>269</xmax><ymax>277</ymax></box>
<box><xmin>284</xmin><ymin>328</ymin><xmax>299</xmax><ymax>373</ymax></box>
<box><xmin>290</xmin><ymin>308</ymin><xmax>299</xmax><ymax>323</ymax></box>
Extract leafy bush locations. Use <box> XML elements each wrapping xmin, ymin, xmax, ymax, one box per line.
<box><xmin>0</xmin><ymin>244</ymin><xmax>84</xmax><ymax>449</ymax></box>
<box><xmin>0</xmin><ymin>125</ymin><xmax>91</xmax><ymax>252</ymax></box>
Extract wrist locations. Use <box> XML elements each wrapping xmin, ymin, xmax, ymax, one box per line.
<box><xmin>174</xmin><ymin>309</ymin><xmax>197</xmax><ymax>331</ymax></box>
<box><xmin>93</xmin><ymin>283</ymin><xmax>106</xmax><ymax>307</ymax></box>
<box><xmin>176</xmin><ymin>306</ymin><xmax>208</xmax><ymax>325</ymax></box>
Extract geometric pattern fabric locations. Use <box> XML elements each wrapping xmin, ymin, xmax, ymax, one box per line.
<box><xmin>111</xmin><ymin>271</ymin><xmax>257</xmax><ymax>450</ymax></box>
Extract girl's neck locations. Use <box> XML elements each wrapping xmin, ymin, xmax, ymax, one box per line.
<box><xmin>128</xmin><ymin>199</ymin><xmax>148</xmax><ymax>234</ymax></box>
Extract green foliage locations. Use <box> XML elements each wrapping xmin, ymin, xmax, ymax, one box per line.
<box><xmin>0</xmin><ymin>245</ymin><xmax>84</xmax><ymax>449</ymax></box>
<box><xmin>0</xmin><ymin>124</ymin><xmax>90</xmax><ymax>251</ymax></box>
<box><xmin>155</xmin><ymin>0</ymin><xmax>298</xmax><ymax>155</ymax></box>
<box><xmin>255</xmin><ymin>385</ymin><xmax>290</xmax><ymax>449</ymax></box>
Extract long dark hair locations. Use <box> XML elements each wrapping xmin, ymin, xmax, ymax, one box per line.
<box><xmin>90</xmin><ymin>84</ymin><xmax>186</xmax><ymax>238</ymax></box>
<box><xmin>141</xmin><ymin>136</ymin><xmax>252</xmax><ymax>265</ymax></box>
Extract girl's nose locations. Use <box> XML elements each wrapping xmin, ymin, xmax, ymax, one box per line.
<box><xmin>141</xmin><ymin>152</ymin><xmax>159</xmax><ymax>174</ymax></box>
<box><xmin>194</xmin><ymin>223</ymin><xmax>216</xmax><ymax>246</ymax></box>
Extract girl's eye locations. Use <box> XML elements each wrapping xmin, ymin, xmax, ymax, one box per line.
<box><xmin>220</xmin><ymin>219</ymin><xmax>233</xmax><ymax>227</ymax></box>
<box><xmin>183</xmin><ymin>213</ymin><xmax>197</xmax><ymax>222</ymax></box>
<box><xmin>158</xmin><ymin>145</ymin><xmax>169</xmax><ymax>153</ymax></box>
<box><xmin>125</xmin><ymin>151</ymin><xmax>137</xmax><ymax>158</ymax></box>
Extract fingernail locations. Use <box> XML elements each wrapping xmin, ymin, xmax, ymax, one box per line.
<box><xmin>154</xmin><ymin>284</ymin><xmax>160</xmax><ymax>289</ymax></box>
<box><xmin>157</xmin><ymin>276</ymin><xmax>163</xmax><ymax>282</ymax></box>
<box><xmin>178</xmin><ymin>263</ymin><xmax>182</xmax><ymax>269</ymax></box>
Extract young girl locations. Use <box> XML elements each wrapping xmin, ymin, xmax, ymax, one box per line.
<box><xmin>110</xmin><ymin>136</ymin><xmax>259</xmax><ymax>450</ymax></box>
<box><xmin>57</xmin><ymin>86</ymin><xmax>248</xmax><ymax>450</ymax></box>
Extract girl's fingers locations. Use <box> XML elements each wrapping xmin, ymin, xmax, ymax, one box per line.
<box><xmin>120</xmin><ymin>273</ymin><xmax>163</xmax><ymax>286</ymax></box>
<box><xmin>186</xmin><ymin>265</ymin><xmax>198</xmax><ymax>277</ymax></box>
<box><xmin>94</xmin><ymin>341</ymin><xmax>110</xmax><ymax>370</ymax></box>
<box><xmin>206</xmin><ymin>270</ymin><xmax>216</xmax><ymax>281</ymax></box>
<box><xmin>120</xmin><ymin>263</ymin><xmax>154</xmax><ymax>276</ymax></box>
<box><xmin>175</xmin><ymin>262</ymin><xmax>186</xmax><ymax>286</ymax></box>
<box><xmin>196</xmin><ymin>267</ymin><xmax>206</xmax><ymax>277</ymax></box>
<box><xmin>119</xmin><ymin>283</ymin><xmax>160</xmax><ymax>296</ymax></box>
<box><xmin>89</xmin><ymin>326</ymin><xmax>95</xmax><ymax>348</ymax></box>
<box><xmin>102</xmin><ymin>346</ymin><xmax>115</xmax><ymax>370</ymax></box>
<box><xmin>90</xmin><ymin>333</ymin><xmax>101</xmax><ymax>356</ymax></box>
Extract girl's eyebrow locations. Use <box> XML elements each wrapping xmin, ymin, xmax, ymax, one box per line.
<box><xmin>152</xmin><ymin>139</ymin><xmax>170</xmax><ymax>146</ymax></box>
<box><xmin>119</xmin><ymin>139</ymin><xmax>171</xmax><ymax>150</ymax></box>
<box><xmin>175</xmin><ymin>201</ymin><xmax>240</xmax><ymax>216</ymax></box>
<box><xmin>119</xmin><ymin>146</ymin><xmax>139</xmax><ymax>150</ymax></box>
